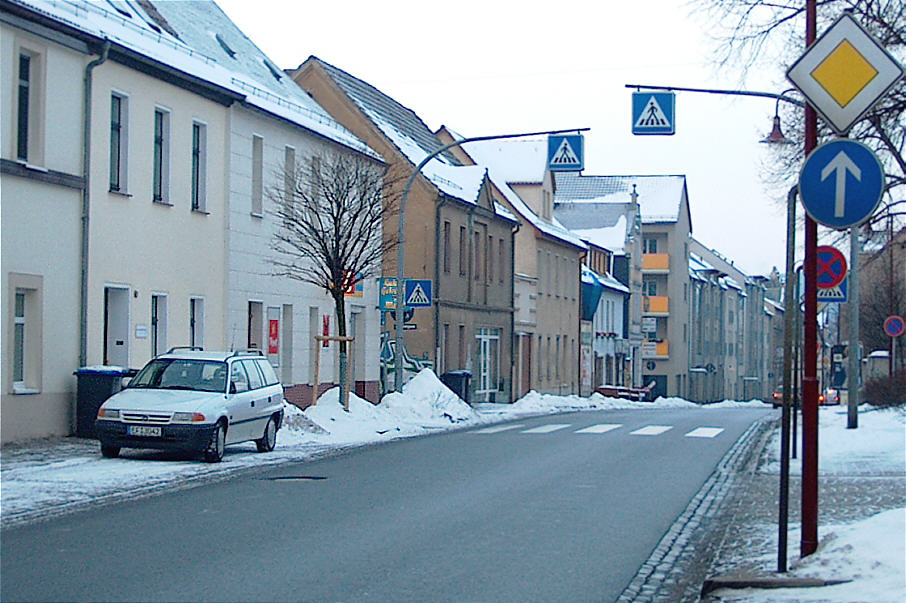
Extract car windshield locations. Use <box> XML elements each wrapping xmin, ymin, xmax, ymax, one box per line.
<box><xmin>128</xmin><ymin>359</ymin><xmax>227</xmax><ymax>393</ymax></box>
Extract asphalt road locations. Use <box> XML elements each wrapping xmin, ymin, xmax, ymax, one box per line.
<box><xmin>1</xmin><ymin>407</ymin><xmax>769</xmax><ymax>602</ymax></box>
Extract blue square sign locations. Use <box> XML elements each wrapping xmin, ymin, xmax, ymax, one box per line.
<box><xmin>547</xmin><ymin>134</ymin><xmax>584</xmax><ymax>172</ymax></box>
<box><xmin>632</xmin><ymin>91</ymin><xmax>676</xmax><ymax>135</ymax></box>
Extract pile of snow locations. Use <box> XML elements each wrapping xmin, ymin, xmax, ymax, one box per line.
<box><xmin>301</xmin><ymin>387</ymin><xmax>412</xmax><ymax>443</ymax></box>
<box><xmin>378</xmin><ymin>369</ymin><xmax>481</xmax><ymax>426</ymax></box>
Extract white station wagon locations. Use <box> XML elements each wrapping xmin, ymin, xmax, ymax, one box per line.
<box><xmin>95</xmin><ymin>348</ymin><xmax>284</xmax><ymax>462</ymax></box>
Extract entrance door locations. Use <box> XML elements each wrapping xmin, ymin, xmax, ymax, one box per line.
<box><xmin>520</xmin><ymin>335</ymin><xmax>532</xmax><ymax>397</ymax></box>
<box><xmin>104</xmin><ymin>286</ymin><xmax>130</xmax><ymax>367</ymax></box>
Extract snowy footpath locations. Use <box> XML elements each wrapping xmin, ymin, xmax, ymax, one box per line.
<box><xmin>1</xmin><ymin>369</ymin><xmax>903</xmax><ymax>601</ymax></box>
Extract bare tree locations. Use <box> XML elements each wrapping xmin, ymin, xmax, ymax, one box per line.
<box><xmin>691</xmin><ymin>0</ymin><xmax>905</xmax><ymax>229</ymax></box>
<box><xmin>270</xmin><ymin>150</ymin><xmax>400</xmax><ymax>409</ymax></box>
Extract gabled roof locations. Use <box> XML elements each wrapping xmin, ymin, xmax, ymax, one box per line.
<box><xmin>10</xmin><ymin>0</ymin><xmax>375</xmax><ymax>157</ymax></box>
<box><xmin>555</xmin><ymin>172</ymin><xmax>689</xmax><ymax>226</ymax></box>
<box><xmin>302</xmin><ymin>56</ymin><xmax>493</xmax><ymax>206</ymax></box>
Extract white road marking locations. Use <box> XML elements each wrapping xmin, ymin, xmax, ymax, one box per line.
<box><xmin>630</xmin><ymin>425</ymin><xmax>673</xmax><ymax>436</ymax></box>
<box><xmin>575</xmin><ymin>423</ymin><xmax>622</xmax><ymax>434</ymax></box>
<box><xmin>685</xmin><ymin>427</ymin><xmax>725</xmax><ymax>439</ymax></box>
<box><xmin>522</xmin><ymin>423</ymin><xmax>572</xmax><ymax>434</ymax></box>
<box><xmin>471</xmin><ymin>424</ymin><xmax>526</xmax><ymax>434</ymax></box>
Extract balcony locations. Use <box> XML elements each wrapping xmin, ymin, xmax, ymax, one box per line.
<box><xmin>641</xmin><ymin>339</ymin><xmax>669</xmax><ymax>359</ymax></box>
<box><xmin>642</xmin><ymin>253</ymin><xmax>669</xmax><ymax>273</ymax></box>
<box><xmin>642</xmin><ymin>295</ymin><xmax>669</xmax><ymax>315</ymax></box>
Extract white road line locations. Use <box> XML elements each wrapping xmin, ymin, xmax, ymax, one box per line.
<box><xmin>630</xmin><ymin>425</ymin><xmax>673</xmax><ymax>436</ymax></box>
<box><xmin>471</xmin><ymin>424</ymin><xmax>526</xmax><ymax>434</ymax></box>
<box><xmin>522</xmin><ymin>423</ymin><xmax>572</xmax><ymax>434</ymax></box>
<box><xmin>685</xmin><ymin>427</ymin><xmax>725</xmax><ymax>438</ymax></box>
<box><xmin>575</xmin><ymin>423</ymin><xmax>622</xmax><ymax>434</ymax></box>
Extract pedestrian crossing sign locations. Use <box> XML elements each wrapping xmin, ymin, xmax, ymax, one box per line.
<box><xmin>632</xmin><ymin>91</ymin><xmax>676</xmax><ymax>135</ymax></box>
<box><xmin>404</xmin><ymin>279</ymin><xmax>433</xmax><ymax>307</ymax></box>
<box><xmin>547</xmin><ymin>134</ymin><xmax>584</xmax><ymax>172</ymax></box>
<box><xmin>817</xmin><ymin>277</ymin><xmax>848</xmax><ymax>303</ymax></box>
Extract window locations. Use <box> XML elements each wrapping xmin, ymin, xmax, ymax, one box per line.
<box><xmin>644</xmin><ymin>238</ymin><xmax>658</xmax><ymax>253</ymax></box>
<box><xmin>459</xmin><ymin>226</ymin><xmax>467</xmax><ymax>276</ymax></box>
<box><xmin>109</xmin><ymin>93</ymin><xmax>128</xmax><ymax>192</ymax></box>
<box><xmin>251</xmin><ymin>135</ymin><xmax>263</xmax><ymax>216</ymax></box>
<box><xmin>499</xmin><ymin>238</ymin><xmax>505</xmax><ymax>283</ymax></box>
<box><xmin>458</xmin><ymin>325</ymin><xmax>466</xmax><ymax>368</ymax></box>
<box><xmin>230</xmin><ymin>361</ymin><xmax>250</xmax><ymax>393</ymax></box>
<box><xmin>284</xmin><ymin>146</ymin><xmax>295</xmax><ymax>203</ymax></box>
<box><xmin>443</xmin><ymin>221</ymin><xmax>451</xmax><ymax>273</ymax></box>
<box><xmin>191</xmin><ymin>122</ymin><xmax>207</xmax><ymax>211</ymax></box>
<box><xmin>473</xmin><ymin>231</ymin><xmax>481</xmax><ymax>281</ymax></box>
<box><xmin>9</xmin><ymin>275</ymin><xmax>42</xmax><ymax>393</ymax></box>
<box><xmin>487</xmin><ymin>236</ymin><xmax>494</xmax><ymax>283</ymax></box>
<box><xmin>189</xmin><ymin>297</ymin><xmax>204</xmax><ymax>348</ymax></box>
<box><xmin>13</xmin><ymin>292</ymin><xmax>26</xmax><ymax>386</ymax></box>
<box><xmin>442</xmin><ymin>323</ymin><xmax>450</xmax><ymax>372</ymax></box>
<box><xmin>476</xmin><ymin>328</ymin><xmax>501</xmax><ymax>398</ymax></box>
<box><xmin>242</xmin><ymin>359</ymin><xmax>264</xmax><ymax>390</ymax></box>
<box><xmin>643</xmin><ymin>278</ymin><xmax>658</xmax><ymax>296</ymax></box>
<box><xmin>153</xmin><ymin>108</ymin><xmax>170</xmax><ymax>203</ymax></box>
<box><xmin>554</xmin><ymin>255</ymin><xmax>560</xmax><ymax>297</ymax></box>
<box><xmin>16</xmin><ymin>53</ymin><xmax>31</xmax><ymax>161</ymax></box>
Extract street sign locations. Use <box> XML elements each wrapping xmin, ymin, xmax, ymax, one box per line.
<box><xmin>883</xmin><ymin>315</ymin><xmax>905</xmax><ymax>338</ymax></box>
<box><xmin>799</xmin><ymin>139</ymin><xmax>884</xmax><ymax>229</ymax></box>
<box><xmin>815</xmin><ymin>245</ymin><xmax>847</xmax><ymax>289</ymax></box>
<box><xmin>404</xmin><ymin>279</ymin><xmax>433</xmax><ymax>307</ymax></box>
<box><xmin>379</xmin><ymin>277</ymin><xmax>399</xmax><ymax>311</ymax></box>
<box><xmin>632</xmin><ymin>91</ymin><xmax>675</xmax><ymax>135</ymax></box>
<box><xmin>547</xmin><ymin>134</ymin><xmax>584</xmax><ymax>172</ymax></box>
<box><xmin>787</xmin><ymin>13</ymin><xmax>905</xmax><ymax>135</ymax></box>
<box><xmin>817</xmin><ymin>276</ymin><xmax>847</xmax><ymax>303</ymax></box>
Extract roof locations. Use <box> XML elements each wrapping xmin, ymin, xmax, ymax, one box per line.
<box><xmin>11</xmin><ymin>0</ymin><xmax>376</xmax><ymax>158</ymax></box>
<box><xmin>456</xmin><ymin>137</ymin><xmax>585</xmax><ymax>249</ymax></box>
<box><xmin>570</xmin><ymin>215</ymin><xmax>629</xmax><ymax>255</ymax></box>
<box><xmin>305</xmin><ymin>56</ymin><xmax>490</xmax><ymax>205</ymax></box>
<box><xmin>554</xmin><ymin>172</ymin><xmax>688</xmax><ymax>226</ymax></box>
<box><xmin>463</xmin><ymin>137</ymin><xmax>548</xmax><ymax>184</ymax></box>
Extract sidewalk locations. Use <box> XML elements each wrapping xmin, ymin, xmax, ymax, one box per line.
<box><xmin>701</xmin><ymin>405</ymin><xmax>906</xmax><ymax>602</ymax></box>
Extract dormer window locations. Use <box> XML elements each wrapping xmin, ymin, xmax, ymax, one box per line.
<box><xmin>263</xmin><ymin>58</ymin><xmax>283</xmax><ymax>81</ymax></box>
<box><xmin>215</xmin><ymin>33</ymin><xmax>236</xmax><ymax>58</ymax></box>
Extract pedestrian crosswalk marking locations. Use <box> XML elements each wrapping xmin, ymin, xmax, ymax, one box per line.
<box><xmin>685</xmin><ymin>427</ymin><xmax>724</xmax><ymax>438</ymax></box>
<box><xmin>471</xmin><ymin>424</ymin><xmax>526</xmax><ymax>434</ymax></box>
<box><xmin>522</xmin><ymin>423</ymin><xmax>572</xmax><ymax>434</ymax></box>
<box><xmin>575</xmin><ymin>423</ymin><xmax>622</xmax><ymax>434</ymax></box>
<box><xmin>630</xmin><ymin>425</ymin><xmax>673</xmax><ymax>436</ymax></box>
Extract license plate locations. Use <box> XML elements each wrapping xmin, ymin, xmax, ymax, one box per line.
<box><xmin>127</xmin><ymin>425</ymin><xmax>161</xmax><ymax>437</ymax></box>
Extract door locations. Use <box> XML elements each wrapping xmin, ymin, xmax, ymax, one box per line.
<box><xmin>226</xmin><ymin>361</ymin><xmax>256</xmax><ymax>443</ymax></box>
<box><xmin>104</xmin><ymin>286</ymin><xmax>130</xmax><ymax>367</ymax></box>
<box><xmin>520</xmin><ymin>335</ymin><xmax>532</xmax><ymax>397</ymax></box>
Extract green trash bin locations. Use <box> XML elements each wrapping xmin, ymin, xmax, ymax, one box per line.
<box><xmin>74</xmin><ymin>367</ymin><xmax>132</xmax><ymax>438</ymax></box>
<box><xmin>441</xmin><ymin>370</ymin><xmax>472</xmax><ymax>404</ymax></box>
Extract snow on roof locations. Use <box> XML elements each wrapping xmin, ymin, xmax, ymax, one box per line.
<box><xmin>14</xmin><ymin>0</ymin><xmax>376</xmax><ymax>158</ymax></box>
<box><xmin>456</xmin><ymin>137</ymin><xmax>585</xmax><ymax>248</ymax></box>
<box><xmin>581</xmin><ymin>265</ymin><xmax>629</xmax><ymax>294</ymax></box>
<box><xmin>463</xmin><ymin>137</ymin><xmax>548</xmax><ymax>184</ymax></box>
<box><xmin>571</xmin><ymin>215</ymin><xmax>628</xmax><ymax>255</ymax></box>
<box><xmin>555</xmin><ymin>172</ymin><xmax>687</xmax><ymax>225</ymax></box>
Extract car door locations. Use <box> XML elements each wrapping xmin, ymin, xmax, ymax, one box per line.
<box><xmin>240</xmin><ymin>359</ymin><xmax>271</xmax><ymax>439</ymax></box>
<box><xmin>227</xmin><ymin>361</ymin><xmax>256</xmax><ymax>443</ymax></box>
<box><xmin>254</xmin><ymin>358</ymin><xmax>284</xmax><ymax>415</ymax></box>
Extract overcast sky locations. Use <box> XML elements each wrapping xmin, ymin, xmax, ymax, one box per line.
<box><xmin>217</xmin><ymin>0</ymin><xmax>797</xmax><ymax>276</ymax></box>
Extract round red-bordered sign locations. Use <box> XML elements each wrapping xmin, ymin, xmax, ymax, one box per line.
<box><xmin>883</xmin><ymin>315</ymin><xmax>905</xmax><ymax>338</ymax></box>
<box><xmin>816</xmin><ymin>245</ymin><xmax>847</xmax><ymax>289</ymax></box>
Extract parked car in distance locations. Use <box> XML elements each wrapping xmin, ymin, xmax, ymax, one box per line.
<box><xmin>95</xmin><ymin>348</ymin><xmax>284</xmax><ymax>462</ymax></box>
<box><xmin>822</xmin><ymin>387</ymin><xmax>840</xmax><ymax>405</ymax></box>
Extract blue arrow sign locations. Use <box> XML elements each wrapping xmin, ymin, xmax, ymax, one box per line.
<box><xmin>547</xmin><ymin>135</ymin><xmax>584</xmax><ymax>172</ymax></box>
<box><xmin>799</xmin><ymin>139</ymin><xmax>884</xmax><ymax>229</ymax></box>
<box><xmin>632</xmin><ymin>91</ymin><xmax>675</xmax><ymax>135</ymax></box>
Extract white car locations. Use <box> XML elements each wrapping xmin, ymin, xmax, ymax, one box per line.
<box><xmin>95</xmin><ymin>348</ymin><xmax>284</xmax><ymax>462</ymax></box>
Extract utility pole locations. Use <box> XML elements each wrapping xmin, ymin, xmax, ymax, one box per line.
<box><xmin>848</xmin><ymin>227</ymin><xmax>861</xmax><ymax>428</ymax></box>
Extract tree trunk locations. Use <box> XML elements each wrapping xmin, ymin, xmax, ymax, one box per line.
<box><xmin>334</xmin><ymin>293</ymin><xmax>349</xmax><ymax>411</ymax></box>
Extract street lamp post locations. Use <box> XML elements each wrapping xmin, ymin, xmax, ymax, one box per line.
<box><xmin>393</xmin><ymin>127</ymin><xmax>589</xmax><ymax>392</ymax></box>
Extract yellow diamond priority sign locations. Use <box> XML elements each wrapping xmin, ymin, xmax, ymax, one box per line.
<box><xmin>787</xmin><ymin>13</ymin><xmax>904</xmax><ymax>134</ymax></box>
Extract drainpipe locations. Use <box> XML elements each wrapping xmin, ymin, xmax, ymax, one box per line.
<box><xmin>434</xmin><ymin>195</ymin><xmax>448</xmax><ymax>372</ymax></box>
<box><xmin>80</xmin><ymin>41</ymin><xmax>110</xmax><ymax>367</ymax></box>
<box><xmin>509</xmin><ymin>221</ymin><xmax>519</xmax><ymax>401</ymax></box>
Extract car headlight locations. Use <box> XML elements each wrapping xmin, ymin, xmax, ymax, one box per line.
<box><xmin>97</xmin><ymin>408</ymin><xmax>119</xmax><ymax>420</ymax></box>
<box><xmin>172</xmin><ymin>412</ymin><xmax>206</xmax><ymax>423</ymax></box>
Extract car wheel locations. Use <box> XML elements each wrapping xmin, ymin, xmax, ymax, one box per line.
<box><xmin>101</xmin><ymin>444</ymin><xmax>120</xmax><ymax>458</ymax></box>
<box><xmin>203</xmin><ymin>422</ymin><xmax>225</xmax><ymax>463</ymax></box>
<box><xmin>256</xmin><ymin>416</ymin><xmax>278</xmax><ymax>453</ymax></box>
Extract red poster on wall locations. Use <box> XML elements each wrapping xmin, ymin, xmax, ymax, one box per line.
<box><xmin>322</xmin><ymin>315</ymin><xmax>330</xmax><ymax>347</ymax></box>
<box><xmin>268</xmin><ymin>319</ymin><xmax>279</xmax><ymax>355</ymax></box>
